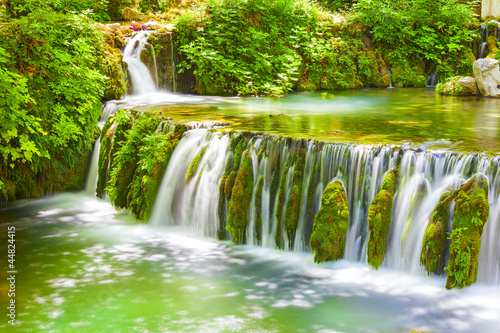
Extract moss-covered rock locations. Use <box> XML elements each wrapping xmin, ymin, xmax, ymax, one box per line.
<box><xmin>227</xmin><ymin>152</ymin><xmax>254</xmax><ymax>244</ymax></box>
<box><xmin>309</xmin><ymin>180</ymin><xmax>350</xmax><ymax>263</ymax></box>
<box><xmin>185</xmin><ymin>146</ymin><xmax>207</xmax><ymax>182</ymax></box>
<box><xmin>366</xmin><ymin>167</ymin><xmax>399</xmax><ymax>269</ymax></box>
<box><xmin>285</xmin><ymin>149</ymin><xmax>306</xmax><ymax>249</ymax></box>
<box><xmin>275</xmin><ymin>156</ymin><xmax>292</xmax><ymax>249</ymax></box>
<box><xmin>446</xmin><ymin>174</ymin><xmax>490</xmax><ymax>289</ymax></box>
<box><xmin>420</xmin><ymin>189</ymin><xmax>454</xmax><ymax>275</ymax></box>
<box><xmin>96</xmin><ymin>110</ymin><xmax>133</xmax><ymax>197</ymax></box>
<box><xmin>435</xmin><ymin>76</ymin><xmax>479</xmax><ymax>96</ymax></box>
<box><xmin>127</xmin><ymin>131</ymin><xmax>180</xmax><ymax>221</ymax></box>
<box><xmin>106</xmin><ymin>113</ymin><xmax>160</xmax><ymax>209</ymax></box>
<box><xmin>255</xmin><ymin>175</ymin><xmax>265</xmax><ymax>244</ymax></box>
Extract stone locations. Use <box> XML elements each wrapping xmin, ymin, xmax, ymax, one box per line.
<box><xmin>473</xmin><ymin>59</ymin><xmax>500</xmax><ymax>97</ymax></box>
<box><xmin>122</xmin><ymin>7</ymin><xmax>143</xmax><ymax>21</ymax></box>
<box><xmin>106</xmin><ymin>23</ymin><xmax>122</xmax><ymax>32</ymax></box>
<box><xmin>144</xmin><ymin>20</ymin><xmax>161</xmax><ymax>30</ymax></box>
<box><xmin>436</xmin><ymin>76</ymin><xmax>480</xmax><ymax>96</ymax></box>
<box><xmin>482</xmin><ymin>0</ymin><xmax>500</xmax><ymax>20</ymax></box>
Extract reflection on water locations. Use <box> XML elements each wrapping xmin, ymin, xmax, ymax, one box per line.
<box><xmin>125</xmin><ymin>89</ymin><xmax>500</xmax><ymax>152</ymax></box>
<box><xmin>1</xmin><ymin>194</ymin><xmax>499</xmax><ymax>332</ymax></box>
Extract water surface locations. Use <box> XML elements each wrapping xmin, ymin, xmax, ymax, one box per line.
<box><xmin>1</xmin><ymin>194</ymin><xmax>499</xmax><ymax>332</ymax></box>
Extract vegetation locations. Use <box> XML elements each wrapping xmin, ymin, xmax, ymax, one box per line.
<box><xmin>0</xmin><ymin>5</ymin><xmax>123</xmax><ymax>201</ymax></box>
<box><xmin>309</xmin><ymin>180</ymin><xmax>349</xmax><ymax>263</ymax></box>
<box><xmin>446</xmin><ymin>174</ymin><xmax>489</xmax><ymax>289</ymax></box>
<box><xmin>366</xmin><ymin>167</ymin><xmax>399</xmax><ymax>269</ymax></box>
<box><xmin>227</xmin><ymin>152</ymin><xmax>254</xmax><ymax>243</ymax></box>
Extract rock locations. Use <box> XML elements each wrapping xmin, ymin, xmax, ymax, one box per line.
<box><xmin>367</xmin><ymin>167</ymin><xmax>399</xmax><ymax>269</ymax></box>
<box><xmin>130</xmin><ymin>21</ymin><xmax>142</xmax><ymax>32</ymax></box>
<box><xmin>309</xmin><ymin>180</ymin><xmax>350</xmax><ymax>263</ymax></box>
<box><xmin>106</xmin><ymin>23</ymin><xmax>122</xmax><ymax>32</ymax></box>
<box><xmin>435</xmin><ymin>76</ymin><xmax>480</xmax><ymax>96</ymax></box>
<box><xmin>144</xmin><ymin>20</ymin><xmax>161</xmax><ymax>30</ymax></box>
<box><xmin>122</xmin><ymin>7</ymin><xmax>143</xmax><ymax>21</ymax></box>
<box><xmin>445</xmin><ymin>174</ymin><xmax>489</xmax><ymax>289</ymax></box>
<box><xmin>473</xmin><ymin>58</ymin><xmax>500</xmax><ymax>97</ymax></box>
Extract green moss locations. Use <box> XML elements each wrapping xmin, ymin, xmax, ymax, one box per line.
<box><xmin>446</xmin><ymin>174</ymin><xmax>490</xmax><ymax>289</ymax></box>
<box><xmin>106</xmin><ymin>113</ymin><xmax>160</xmax><ymax>209</ymax></box>
<box><xmin>309</xmin><ymin>180</ymin><xmax>350</xmax><ymax>263</ymax></box>
<box><xmin>366</xmin><ymin>167</ymin><xmax>399</xmax><ymax>269</ymax></box>
<box><xmin>127</xmin><ymin>131</ymin><xmax>180</xmax><ymax>221</ymax></box>
<box><xmin>96</xmin><ymin>117</ymin><xmax>115</xmax><ymax>198</ymax></box>
<box><xmin>420</xmin><ymin>189</ymin><xmax>454</xmax><ymax>275</ymax></box>
<box><xmin>275</xmin><ymin>156</ymin><xmax>292</xmax><ymax>249</ymax></box>
<box><xmin>284</xmin><ymin>150</ymin><xmax>306</xmax><ymax>249</ymax></box>
<box><xmin>225</xmin><ymin>171</ymin><xmax>237</xmax><ymax>200</ymax></box>
<box><xmin>357</xmin><ymin>50</ymin><xmax>390</xmax><ymax>88</ymax></box>
<box><xmin>227</xmin><ymin>153</ymin><xmax>254</xmax><ymax>244</ymax></box>
<box><xmin>255</xmin><ymin>176</ymin><xmax>265</xmax><ymax>244</ymax></box>
<box><xmin>486</xmin><ymin>35</ymin><xmax>499</xmax><ymax>59</ymax></box>
<box><xmin>402</xmin><ymin>179</ymin><xmax>427</xmax><ymax>247</ymax></box>
<box><xmin>185</xmin><ymin>146</ymin><xmax>207</xmax><ymax>182</ymax></box>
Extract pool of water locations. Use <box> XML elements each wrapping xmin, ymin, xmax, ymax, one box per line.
<box><xmin>2</xmin><ymin>194</ymin><xmax>500</xmax><ymax>332</ymax></box>
<box><xmin>118</xmin><ymin>88</ymin><xmax>500</xmax><ymax>152</ymax></box>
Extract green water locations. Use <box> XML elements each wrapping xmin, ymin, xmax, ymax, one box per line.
<box><xmin>1</xmin><ymin>194</ymin><xmax>500</xmax><ymax>332</ymax></box>
<box><xmin>140</xmin><ymin>89</ymin><xmax>500</xmax><ymax>152</ymax></box>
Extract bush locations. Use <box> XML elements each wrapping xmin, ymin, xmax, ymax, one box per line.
<box><xmin>176</xmin><ymin>0</ymin><xmax>322</xmax><ymax>96</ymax></box>
<box><xmin>353</xmin><ymin>0</ymin><xmax>478</xmax><ymax>80</ymax></box>
<box><xmin>0</xmin><ymin>9</ymin><xmax>116</xmax><ymax>200</ymax></box>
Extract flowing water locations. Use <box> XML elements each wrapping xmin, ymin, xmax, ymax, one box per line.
<box><xmin>1</xmin><ymin>194</ymin><xmax>500</xmax><ymax>333</ymax></box>
<box><xmin>3</xmin><ymin>34</ymin><xmax>500</xmax><ymax>332</ymax></box>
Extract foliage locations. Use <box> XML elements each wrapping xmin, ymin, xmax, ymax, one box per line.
<box><xmin>176</xmin><ymin>0</ymin><xmax>321</xmax><ymax>96</ymax></box>
<box><xmin>0</xmin><ymin>9</ymin><xmax>114</xmax><ymax>200</ymax></box>
<box><xmin>4</xmin><ymin>0</ymin><xmax>111</xmax><ymax>22</ymax></box>
<box><xmin>353</xmin><ymin>0</ymin><xmax>478</xmax><ymax>80</ymax></box>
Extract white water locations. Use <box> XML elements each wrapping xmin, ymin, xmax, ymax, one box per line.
<box><xmin>147</xmin><ymin>131</ymin><xmax>500</xmax><ymax>285</ymax></box>
<box><xmin>122</xmin><ymin>31</ymin><xmax>158</xmax><ymax>95</ymax></box>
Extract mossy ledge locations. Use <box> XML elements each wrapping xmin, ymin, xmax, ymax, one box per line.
<box><xmin>445</xmin><ymin>174</ymin><xmax>490</xmax><ymax>289</ymax></box>
<box><xmin>309</xmin><ymin>180</ymin><xmax>350</xmax><ymax>263</ymax></box>
<box><xmin>366</xmin><ymin>167</ymin><xmax>400</xmax><ymax>269</ymax></box>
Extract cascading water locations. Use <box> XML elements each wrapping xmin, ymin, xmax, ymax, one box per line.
<box><xmin>147</xmin><ymin>129</ymin><xmax>500</xmax><ymax>284</ymax></box>
<box><xmin>122</xmin><ymin>31</ymin><xmax>158</xmax><ymax>95</ymax></box>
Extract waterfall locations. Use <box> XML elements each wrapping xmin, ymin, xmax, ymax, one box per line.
<box><xmin>426</xmin><ymin>74</ymin><xmax>439</xmax><ymax>87</ymax></box>
<box><xmin>84</xmin><ymin>102</ymin><xmax>121</xmax><ymax>195</ymax></box>
<box><xmin>122</xmin><ymin>31</ymin><xmax>158</xmax><ymax>95</ymax></box>
<box><xmin>478</xmin><ymin>23</ymin><xmax>489</xmax><ymax>59</ymax></box>
<box><xmin>145</xmin><ymin>130</ymin><xmax>500</xmax><ymax>284</ymax></box>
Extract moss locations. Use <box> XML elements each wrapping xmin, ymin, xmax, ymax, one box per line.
<box><xmin>106</xmin><ymin>113</ymin><xmax>160</xmax><ymax>209</ymax></box>
<box><xmin>275</xmin><ymin>156</ymin><xmax>292</xmax><ymax>249</ymax></box>
<box><xmin>96</xmin><ymin>117</ymin><xmax>115</xmax><ymax>198</ymax></box>
<box><xmin>420</xmin><ymin>189</ymin><xmax>454</xmax><ymax>275</ymax></box>
<box><xmin>96</xmin><ymin>110</ymin><xmax>133</xmax><ymax>197</ymax></box>
<box><xmin>284</xmin><ymin>150</ymin><xmax>306</xmax><ymax>249</ymax></box>
<box><xmin>102</xmin><ymin>43</ymin><xmax>126</xmax><ymax>100</ymax></box>
<box><xmin>401</xmin><ymin>179</ymin><xmax>427</xmax><ymax>247</ymax></box>
<box><xmin>227</xmin><ymin>153</ymin><xmax>254</xmax><ymax>244</ymax></box>
<box><xmin>309</xmin><ymin>180</ymin><xmax>350</xmax><ymax>263</ymax></box>
<box><xmin>185</xmin><ymin>146</ymin><xmax>207</xmax><ymax>182</ymax></box>
<box><xmin>127</xmin><ymin>132</ymin><xmax>180</xmax><ymax>221</ymax></box>
<box><xmin>486</xmin><ymin>35</ymin><xmax>499</xmax><ymax>59</ymax></box>
<box><xmin>366</xmin><ymin>167</ymin><xmax>399</xmax><ymax>269</ymax></box>
<box><xmin>255</xmin><ymin>176</ymin><xmax>265</xmax><ymax>244</ymax></box>
<box><xmin>446</xmin><ymin>174</ymin><xmax>490</xmax><ymax>289</ymax></box>
<box><xmin>357</xmin><ymin>50</ymin><xmax>390</xmax><ymax>88</ymax></box>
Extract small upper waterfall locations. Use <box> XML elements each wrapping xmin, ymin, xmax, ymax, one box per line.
<box><xmin>146</xmin><ymin>130</ymin><xmax>500</xmax><ymax>285</ymax></box>
<box><xmin>122</xmin><ymin>31</ymin><xmax>158</xmax><ymax>95</ymax></box>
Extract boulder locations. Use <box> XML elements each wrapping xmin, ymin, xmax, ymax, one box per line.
<box><xmin>144</xmin><ymin>21</ymin><xmax>161</xmax><ymax>31</ymax></box>
<box><xmin>435</xmin><ymin>76</ymin><xmax>480</xmax><ymax>96</ymax></box>
<box><xmin>122</xmin><ymin>7</ymin><xmax>143</xmax><ymax>21</ymax></box>
<box><xmin>473</xmin><ymin>58</ymin><xmax>500</xmax><ymax>97</ymax></box>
